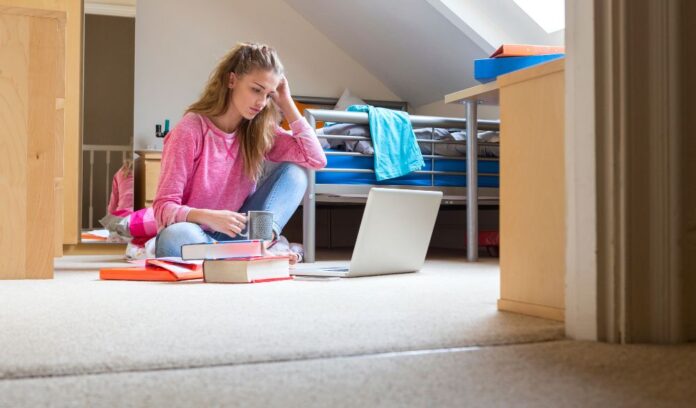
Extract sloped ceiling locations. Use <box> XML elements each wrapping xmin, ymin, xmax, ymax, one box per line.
<box><xmin>431</xmin><ymin>0</ymin><xmax>565</xmax><ymax>51</ymax></box>
<box><xmin>283</xmin><ymin>0</ymin><xmax>489</xmax><ymax>107</ymax></box>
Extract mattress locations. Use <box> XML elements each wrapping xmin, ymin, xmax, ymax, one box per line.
<box><xmin>316</xmin><ymin>150</ymin><xmax>499</xmax><ymax>188</ymax></box>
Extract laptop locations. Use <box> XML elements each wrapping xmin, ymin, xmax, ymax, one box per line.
<box><xmin>292</xmin><ymin>188</ymin><xmax>443</xmax><ymax>278</ymax></box>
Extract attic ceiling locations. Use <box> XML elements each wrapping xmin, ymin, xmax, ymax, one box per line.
<box><xmin>94</xmin><ymin>0</ymin><xmax>562</xmax><ymax>108</ymax></box>
<box><xmin>283</xmin><ymin>0</ymin><xmax>489</xmax><ymax>107</ymax></box>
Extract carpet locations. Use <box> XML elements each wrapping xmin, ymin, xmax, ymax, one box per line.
<box><xmin>0</xmin><ymin>252</ymin><xmax>563</xmax><ymax>379</ymax></box>
<box><xmin>2</xmin><ymin>341</ymin><xmax>694</xmax><ymax>407</ymax></box>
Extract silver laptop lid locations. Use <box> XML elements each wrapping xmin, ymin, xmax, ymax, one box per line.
<box><xmin>348</xmin><ymin>188</ymin><xmax>443</xmax><ymax>276</ymax></box>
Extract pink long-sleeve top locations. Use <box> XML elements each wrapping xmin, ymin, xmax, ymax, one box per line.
<box><xmin>108</xmin><ymin>169</ymin><xmax>134</xmax><ymax>217</ymax></box>
<box><xmin>153</xmin><ymin>112</ymin><xmax>327</xmax><ymax>230</ymax></box>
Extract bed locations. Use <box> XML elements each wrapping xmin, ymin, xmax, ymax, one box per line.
<box><xmin>292</xmin><ymin>96</ymin><xmax>500</xmax><ymax>263</ymax></box>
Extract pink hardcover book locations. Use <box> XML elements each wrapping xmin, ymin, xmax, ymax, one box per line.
<box><xmin>180</xmin><ymin>240</ymin><xmax>267</xmax><ymax>260</ymax></box>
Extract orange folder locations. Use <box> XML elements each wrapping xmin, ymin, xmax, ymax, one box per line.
<box><xmin>490</xmin><ymin>44</ymin><xmax>565</xmax><ymax>58</ymax></box>
<box><xmin>81</xmin><ymin>232</ymin><xmax>107</xmax><ymax>241</ymax></box>
<box><xmin>100</xmin><ymin>258</ymin><xmax>203</xmax><ymax>281</ymax></box>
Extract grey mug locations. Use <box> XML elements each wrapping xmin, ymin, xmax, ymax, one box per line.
<box><xmin>239</xmin><ymin>211</ymin><xmax>274</xmax><ymax>241</ymax></box>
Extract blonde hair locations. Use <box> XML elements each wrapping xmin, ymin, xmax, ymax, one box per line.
<box><xmin>187</xmin><ymin>42</ymin><xmax>284</xmax><ymax>181</ymax></box>
<box><xmin>120</xmin><ymin>158</ymin><xmax>133</xmax><ymax>177</ymax></box>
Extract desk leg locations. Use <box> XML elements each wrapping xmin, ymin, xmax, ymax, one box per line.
<box><xmin>466</xmin><ymin>100</ymin><xmax>479</xmax><ymax>262</ymax></box>
<box><xmin>303</xmin><ymin>168</ymin><xmax>316</xmax><ymax>263</ymax></box>
<box><xmin>303</xmin><ymin>111</ymin><xmax>317</xmax><ymax>263</ymax></box>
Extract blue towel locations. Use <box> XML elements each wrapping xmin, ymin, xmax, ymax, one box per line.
<box><xmin>346</xmin><ymin>105</ymin><xmax>424</xmax><ymax>181</ymax></box>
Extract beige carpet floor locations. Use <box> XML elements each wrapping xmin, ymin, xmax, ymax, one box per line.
<box><xmin>0</xmin><ymin>251</ymin><xmax>563</xmax><ymax>380</ymax></box>
<box><xmin>1</xmin><ymin>340</ymin><xmax>694</xmax><ymax>407</ymax></box>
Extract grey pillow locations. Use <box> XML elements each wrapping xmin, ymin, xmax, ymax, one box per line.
<box><xmin>317</xmin><ymin>124</ymin><xmax>374</xmax><ymax>154</ymax></box>
<box><xmin>334</xmin><ymin>88</ymin><xmax>367</xmax><ymax>111</ymax></box>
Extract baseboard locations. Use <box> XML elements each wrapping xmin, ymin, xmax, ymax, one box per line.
<box><xmin>498</xmin><ymin>298</ymin><xmax>565</xmax><ymax>322</ymax></box>
<box><xmin>62</xmin><ymin>243</ymin><xmax>127</xmax><ymax>256</ymax></box>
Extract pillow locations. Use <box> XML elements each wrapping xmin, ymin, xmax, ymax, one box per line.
<box><xmin>334</xmin><ymin>88</ymin><xmax>367</xmax><ymax>111</ymax></box>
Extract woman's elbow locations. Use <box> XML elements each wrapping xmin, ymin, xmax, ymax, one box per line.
<box><xmin>311</xmin><ymin>151</ymin><xmax>327</xmax><ymax>169</ymax></box>
<box><xmin>315</xmin><ymin>155</ymin><xmax>327</xmax><ymax>169</ymax></box>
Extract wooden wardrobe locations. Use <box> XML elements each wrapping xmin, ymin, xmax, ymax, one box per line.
<box><xmin>0</xmin><ymin>1</ymin><xmax>81</xmax><ymax>279</ymax></box>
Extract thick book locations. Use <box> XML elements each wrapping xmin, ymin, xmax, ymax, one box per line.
<box><xmin>490</xmin><ymin>44</ymin><xmax>565</xmax><ymax>58</ymax></box>
<box><xmin>474</xmin><ymin>54</ymin><xmax>565</xmax><ymax>83</ymax></box>
<box><xmin>100</xmin><ymin>257</ymin><xmax>203</xmax><ymax>281</ymax></box>
<box><xmin>181</xmin><ymin>240</ymin><xmax>267</xmax><ymax>260</ymax></box>
<box><xmin>203</xmin><ymin>255</ymin><xmax>291</xmax><ymax>284</ymax></box>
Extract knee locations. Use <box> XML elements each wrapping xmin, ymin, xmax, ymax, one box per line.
<box><xmin>157</xmin><ymin>222</ymin><xmax>207</xmax><ymax>248</ymax></box>
<box><xmin>155</xmin><ymin>222</ymin><xmax>207</xmax><ymax>258</ymax></box>
<box><xmin>158</xmin><ymin>222</ymin><xmax>198</xmax><ymax>239</ymax></box>
<box><xmin>278</xmin><ymin>163</ymin><xmax>308</xmax><ymax>192</ymax></box>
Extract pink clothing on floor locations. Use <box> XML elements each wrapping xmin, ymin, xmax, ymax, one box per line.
<box><xmin>129</xmin><ymin>207</ymin><xmax>158</xmax><ymax>246</ymax></box>
<box><xmin>108</xmin><ymin>169</ymin><xmax>134</xmax><ymax>217</ymax></box>
<box><xmin>153</xmin><ymin>113</ymin><xmax>327</xmax><ymax>230</ymax></box>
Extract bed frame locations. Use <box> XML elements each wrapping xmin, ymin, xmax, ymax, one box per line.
<box><xmin>293</xmin><ymin>96</ymin><xmax>500</xmax><ymax>263</ymax></box>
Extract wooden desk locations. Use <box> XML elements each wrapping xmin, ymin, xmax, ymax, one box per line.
<box><xmin>446</xmin><ymin>59</ymin><xmax>566</xmax><ymax>321</ymax></box>
<box><xmin>445</xmin><ymin>80</ymin><xmax>500</xmax><ymax>105</ymax></box>
<box><xmin>134</xmin><ymin>150</ymin><xmax>162</xmax><ymax>209</ymax></box>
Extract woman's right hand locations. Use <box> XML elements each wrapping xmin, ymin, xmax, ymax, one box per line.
<box><xmin>188</xmin><ymin>209</ymin><xmax>246</xmax><ymax>237</ymax></box>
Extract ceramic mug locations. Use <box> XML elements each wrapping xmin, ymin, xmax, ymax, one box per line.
<box><xmin>239</xmin><ymin>211</ymin><xmax>274</xmax><ymax>241</ymax></box>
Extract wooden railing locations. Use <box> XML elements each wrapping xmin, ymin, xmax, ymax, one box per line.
<box><xmin>82</xmin><ymin>145</ymin><xmax>132</xmax><ymax>229</ymax></box>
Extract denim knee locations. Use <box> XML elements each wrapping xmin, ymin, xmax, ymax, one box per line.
<box><xmin>155</xmin><ymin>222</ymin><xmax>209</xmax><ymax>258</ymax></box>
<box><xmin>278</xmin><ymin>163</ymin><xmax>308</xmax><ymax>193</ymax></box>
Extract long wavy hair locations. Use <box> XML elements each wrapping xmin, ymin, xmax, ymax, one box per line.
<box><xmin>187</xmin><ymin>43</ymin><xmax>284</xmax><ymax>181</ymax></box>
<box><xmin>119</xmin><ymin>158</ymin><xmax>133</xmax><ymax>177</ymax></box>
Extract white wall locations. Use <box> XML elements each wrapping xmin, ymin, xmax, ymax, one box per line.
<box><xmin>564</xmin><ymin>0</ymin><xmax>598</xmax><ymax>341</ymax></box>
<box><xmin>134</xmin><ymin>0</ymin><xmax>399</xmax><ymax>150</ymax></box>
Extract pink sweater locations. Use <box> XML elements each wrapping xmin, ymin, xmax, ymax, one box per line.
<box><xmin>108</xmin><ymin>170</ymin><xmax>134</xmax><ymax>217</ymax></box>
<box><xmin>153</xmin><ymin>113</ymin><xmax>327</xmax><ymax>230</ymax></box>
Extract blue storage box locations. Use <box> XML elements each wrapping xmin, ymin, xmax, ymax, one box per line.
<box><xmin>474</xmin><ymin>54</ymin><xmax>564</xmax><ymax>83</ymax></box>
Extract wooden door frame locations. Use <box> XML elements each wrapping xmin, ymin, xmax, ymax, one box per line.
<box><xmin>565</xmin><ymin>0</ymin><xmax>688</xmax><ymax>343</ymax></box>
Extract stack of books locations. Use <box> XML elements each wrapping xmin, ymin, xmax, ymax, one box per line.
<box><xmin>99</xmin><ymin>240</ymin><xmax>291</xmax><ymax>284</ymax></box>
<box><xmin>474</xmin><ymin>44</ymin><xmax>565</xmax><ymax>83</ymax></box>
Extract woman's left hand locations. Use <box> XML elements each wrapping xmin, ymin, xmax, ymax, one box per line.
<box><xmin>272</xmin><ymin>75</ymin><xmax>293</xmax><ymax>107</ymax></box>
<box><xmin>273</xmin><ymin>75</ymin><xmax>301</xmax><ymax>123</ymax></box>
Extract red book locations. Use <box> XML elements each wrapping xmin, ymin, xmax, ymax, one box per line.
<box><xmin>203</xmin><ymin>255</ymin><xmax>291</xmax><ymax>284</ymax></box>
<box><xmin>100</xmin><ymin>258</ymin><xmax>203</xmax><ymax>281</ymax></box>
<box><xmin>490</xmin><ymin>44</ymin><xmax>565</xmax><ymax>58</ymax></box>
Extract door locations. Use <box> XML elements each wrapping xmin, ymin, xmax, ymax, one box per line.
<box><xmin>0</xmin><ymin>7</ymin><xmax>65</xmax><ymax>279</ymax></box>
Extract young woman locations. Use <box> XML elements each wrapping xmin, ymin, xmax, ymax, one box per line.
<box><xmin>153</xmin><ymin>43</ymin><xmax>327</xmax><ymax>261</ymax></box>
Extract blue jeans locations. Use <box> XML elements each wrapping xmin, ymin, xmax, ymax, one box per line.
<box><xmin>155</xmin><ymin>162</ymin><xmax>308</xmax><ymax>258</ymax></box>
